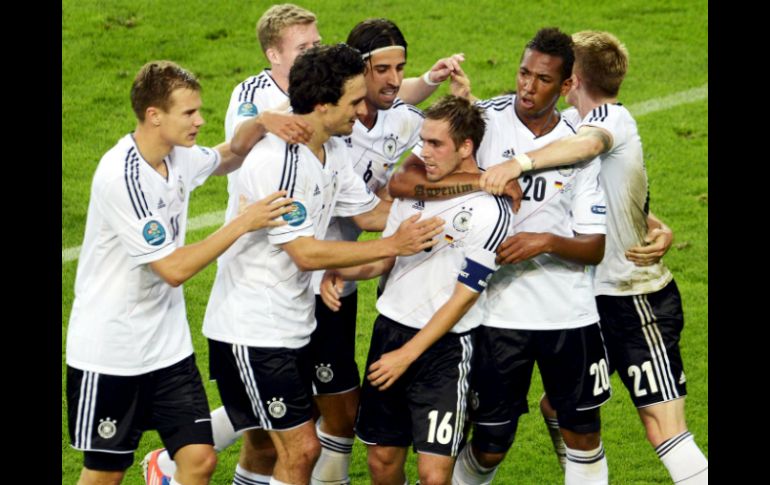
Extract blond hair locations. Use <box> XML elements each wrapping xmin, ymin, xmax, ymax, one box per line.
<box><xmin>256</xmin><ymin>4</ymin><xmax>317</xmax><ymax>53</ymax></box>
<box><xmin>572</xmin><ymin>31</ymin><xmax>629</xmax><ymax>97</ymax></box>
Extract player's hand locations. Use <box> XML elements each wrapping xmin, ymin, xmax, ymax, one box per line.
<box><xmin>390</xmin><ymin>214</ymin><xmax>445</xmax><ymax>255</ymax></box>
<box><xmin>367</xmin><ymin>347</ymin><xmax>415</xmax><ymax>390</ymax></box>
<box><xmin>320</xmin><ymin>270</ymin><xmax>344</xmax><ymax>312</ymax></box>
<box><xmin>425</xmin><ymin>53</ymin><xmax>466</xmax><ymax>84</ymax></box>
<box><xmin>260</xmin><ymin>111</ymin><xmax>313</xmax><ymax>144</ymax></box>
<box><xmin>625</xmin><ymin>226</ymin><xmax>673</xmax><ymax>266</ymax></box>
<box><xmin>237</xmin><ymin>191</ymin><xmax>294</xmax><ymax>231</ymax></box>
<box><xmin>480</xmin><ymin>160</ymin><xmax>523</xmax><ymax>195</ymax></box>
<box><xmin>503</xmin><ymin>179</ymin><xmax>523</xmax><ymax>214</ymax></box>
<box><xmin>496</xmin><ymin>232</ymin><xmax>550</xmax><ymax>265</ymax></box>
<box><xmin>448</xmin><ymin>64</ymin><xmax>472</xmax><ymax>99</ymax></box>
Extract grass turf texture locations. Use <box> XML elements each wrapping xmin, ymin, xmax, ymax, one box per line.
<box><xmin>62</xmin><ymin>1</ymin><xmax>707</xmax><ymax>483</ymax></box>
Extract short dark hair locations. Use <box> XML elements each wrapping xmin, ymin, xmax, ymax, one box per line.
<box><xmin>423</xmin><ymin>95</ymin><xmax>486</xmax><ymax>157</ymax></box>
<box><xmin>346</xmin><ymin>18</ymin><xmax>408</xmax><ymax>62</ymax></box>
<box><xmin>289</xmin><ymin>43</ymin><xmax>365</xmax><ymax>114</ymax></box>
<box><xmin>130</xmin><ymin>61</ymin><xmax>200</xmax><ymax>121</ymax></box>
<box><xmin>524</xmin><ymin>27</ymin><xmax>574</xmax><ymax>82</ymax></box>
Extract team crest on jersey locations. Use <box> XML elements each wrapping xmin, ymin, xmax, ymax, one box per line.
<box><xmin>282</xmin><ymin>201</ymin><xmax>307</xmax><ymax>226</ymax></box>
<box><xmin>267</xmin><ymin>397</ymin><xmax>287</xmax><ymax>418</ymax></box>
<box><xmin>177</xmin><ymin>176</ymin><xmax>186</xmax><ymax>202</ymax></box>
<box><xmin>453</xmin><ymin>210</ymin><xmax>472</xmax><ymax>232</ymax></box>
<box><xmin>557</xmin><ymin>165</ymin><xmax>576</xmax><ymax>177</ymax></box>
<box><xmin>383</xmin><ymin>134</ymin><xmax>398</xmax><ymax>158</ymax></box>
<box><xmin>315</xmin><ymin>364</ymin><xmax>334</xmax><ymax>383</ymax></box>
<box><xmin>97</xmin><ymin>418</ymin><xmax>117</xmax><ymax>439</ymax></box>
<box><xmin>237</xmin><ymin>102</ymin><xmax>258</xmax><ymax>117</ymax></box>
<box><xmin>502</xmin><ymin>148</ymin><xmax>516</xmax><ymax>159</ymax></box>
<box><xmin>143</xmin><ymin>220</ymin><xmax>166</xmax><ymax>246</ymax></box>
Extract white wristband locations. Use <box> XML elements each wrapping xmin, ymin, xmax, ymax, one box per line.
<box><xmin>515</xmin><ymin>153</ymin><xmax>533</xmax><ymax>172</ymax></box>
<box><xmin>422</xmin><ymin>70</ymin><xmax>441</xmax><ymax>86</ymax></box>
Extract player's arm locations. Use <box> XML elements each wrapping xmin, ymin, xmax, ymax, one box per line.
<box><xmin>480</xmin><ymin>125</ymin><xmax>613</xmax><ymax>195</ymax></box>
<box><xmin>150</xmin><ymin>191</ymin><xmax>293</xmax><ymax>287</ymax></box>
<box><xmin>389</xmin><ymin>154</ymin><xmax>522</xmax><ymax>210</ymax></box>
<box><xmin>399</xmin><ymin>53</ymin><xmax>467</xmax><ymax>104</ymax></box>
<box><xmin>496</xmin><ymin>231</ymin><xmax>605</xmax><ymax>266</ymax></box>
<box><xmin>625</xmin><ymin>212</ymin><xmax>674</xmax><ymax>266</ymax></box>
<box><xmin>367</xmin><ymin>283</ymin><xmax>481</xmax><ymax>390</ymax></box>
<box><xmin>319</xmin><ymin>258</ymin><xmax>396</xmax><ymax>312</ymax></box>
<box><xmin>230</xmin><ymin>111</ymin><xmax>314</xmax><ymax>156</ymax></box>
<box><xmin>211</xmin><ymin>142</ymin><xmax>245</xmax><ymax>175</ymax></box>
<box><xmin>281</xmin><ymin>214</ymin><xmax>444</xmax><ymax>272</ymax></box>
<box><xmin>350</xmin><ymin>199</ymin><xmax>393</xmax><ymax>232</ymax></box>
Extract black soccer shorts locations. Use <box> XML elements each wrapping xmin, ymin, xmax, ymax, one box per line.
<box><xmin>596</xmin><ymin>279</ymin><xmax>688</xmax><ymax>408</ymax></box>
<box><xmin>67</xmin><ymin>354</ymin><xmax>213</xmax><ymax>469</ymax></box>
<box><xmin>355</xmin><ymin>315</ymin><xmax>473</xmax><ymax>457</ymax></box>
<box><xmin>309</xmin><ymin>292</ymin><xmax>361</xmax><ymax>394</ymax></box>
<box><xmin>208</xmin><ymin>338</ymin><xmax>315</xmax><ymax>431</ymax></box>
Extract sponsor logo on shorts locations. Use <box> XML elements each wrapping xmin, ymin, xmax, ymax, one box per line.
<box><xmin>315</xmin><ymin>364</ymin><xmax>334</xmax><ymax>383</ymax></box>
<box><xmin>267</xmin><ymin>397</ymin><xmax>287</xmax><ymax>419</ymax></box>
<box><xmin>143</xmin><ymin>220</ymin><xmax>166</xmax><ymax>246</ymax></box>
<box><xmin>97</xmin><ymin>417</ymin><xmax>117</xmax><ymax>439</ymax></box>
<box><xmin>679</xmin><ymin>371</ymin><xmax>686</xmax><ymax>384</ymax></box>
<box><xmin>282</xmin><ymin>201</ymin><xmax>307</xmax><ymax>226</ymax></box>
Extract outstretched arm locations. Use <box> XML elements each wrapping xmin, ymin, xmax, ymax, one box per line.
<box><xmin>399</xmin><ymin>53</ymin><xmax>467</xmax><ymax>104</ymax></box>
<box><xmin>480</xmin><ymin>125</ymin><xmax>613</xmax><ymax>195</ymax></box>
<box><xmin>496</xmin><ymin>232</ymin><xmax>605</xmax><ymax>266</ymax></box>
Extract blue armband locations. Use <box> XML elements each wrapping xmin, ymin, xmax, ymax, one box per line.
<box><xmin>457</xmin><ymin>257</ymin><xmax>495</xmax><ymax>292</ymax></box>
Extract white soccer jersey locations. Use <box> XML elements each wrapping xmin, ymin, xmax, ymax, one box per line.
<box><xmin>376</xmin><ymin>192</ymin><xmax>511</xmax><ymax>333</ymax></box>
<box><xmin>312</xmin><ymin>99</ymin><xmax>424</xmax><ymax>296</ymax></box>
<box><xmin>579</xmin><ymin>103</ymin><xmax>673</xmax><ymax>296</ymax></box>
<box><xmin>474</xmin><ymin>94</ymin><xmax>606</xmax><ymax>330</ymax></box>
<box><xmin>67</xmin><ymin>134</ymin><xmax>220</xmax><ymax>375</ymax></box>
<box><xmin>224</xmin><ymin>70</ymin><xmax>290</xmax><ymax>223</ymax></box>
<box><xmin>202</xmin><ymin>134</ymin><xmax>379</xmax><ymax>348</ymax></box>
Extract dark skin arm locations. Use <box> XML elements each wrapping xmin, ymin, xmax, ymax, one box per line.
<box><xmin>388</xmin><ymin>154</ymin><xmax>522</xmax><ymax>212</ymax></box>
<box><xmin>496</xmin><ymin>232</ymin><xmax>605</xmax><ymax>266</ymax></box>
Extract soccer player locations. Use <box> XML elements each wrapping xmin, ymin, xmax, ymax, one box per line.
<box><xmin>320</xmin><ymin>95</ymin><xmax>511</xmax><ymax>485</ymax></box>
<box><xmin>201</xmin><ymin>44</ymin><xmax>443</xmax><ymax>485</ymax></box>
<box><xmin>65</xmin><ymin>60</ymin><xmax>294</xmax><ymax>485</ymax></box>
<box><xmin>304</xmin><ymin>18</ymin><xmax>430</xmax><ymax>485</ymax></box>
<box><xmin>479</xmin><ymin>30</ymin><xmax>708</xmax><ymax>484</ymax></box>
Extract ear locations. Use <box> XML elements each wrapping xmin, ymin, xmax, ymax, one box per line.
<box><xmin>458</xmin><ymin>138</ymin><xmax>473</xmax><ymax>159</ymax></box>
<box><xmin>559</xmin><ymin>74</ymin><xmax>574</xmax><ymax>97</ymax></box>
<box><xmin>266</xmin><ymin>47</ymin><xmax>281</xmax><ymax>65</ymax></box>
<box><xmin>146</xmin><ymin>106</ymin><xmax>162</xmax><ymax>127</ymax></box>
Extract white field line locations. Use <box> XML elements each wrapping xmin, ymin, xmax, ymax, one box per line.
<box><xmin>62</xmin><ymin>83</ymin><xmax>708</xmax><ymax>264</ymax></box>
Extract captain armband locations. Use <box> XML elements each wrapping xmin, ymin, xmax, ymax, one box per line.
<box><xmin>457</xmin><ymin>257</ymin><xmax>495</xmax><ymax>292</ymax></box>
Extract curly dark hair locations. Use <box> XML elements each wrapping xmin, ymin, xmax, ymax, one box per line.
<box><xmin>289</xmin><ymin>43</ymin><xmax>366</xmax><ymax>114</ymax></box>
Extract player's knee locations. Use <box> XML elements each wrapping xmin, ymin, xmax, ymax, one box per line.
<box><xmin>290</xmin><ymin>438</ymin><xmax>321</xmax><ymax>470</ymax></box>
<box><xmin>557</xmin><ymin>407</ymin><xmax>601</xmax><ymax>435</ymax></box>
<box><xmin>177</xmin><ymin>446</ymin><xmax>217</xmax><ymax>479</ymax></box>
<box><xmin>367</xmin><ymin>446</ymin><xmax>401</xmax><ymax>477</ymax></box>
<box><xmin>470</xmin><ymin>421</ymin><xmax>518</xmax><ymax>458</ymax></box>
<box><xmin>417</xmin><ymin>467</ymin><xmax>451</xmax><ymax>485</ymax></box>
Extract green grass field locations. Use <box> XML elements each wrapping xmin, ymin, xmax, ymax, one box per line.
<box><xmin>62</xmin><ymin>1</ymin><xmax>707</xmax><ymax>483</ymax></box>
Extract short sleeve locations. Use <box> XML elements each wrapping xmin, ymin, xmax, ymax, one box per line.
<box><xmin>570</xmin><ymin>159</ymin><xmax>607</xmax><ymax>235</ymax></box>
<box><xmin>185</xmin><ymin>145</ymin><xmax>221</xmax><ymax>191</ymax></box>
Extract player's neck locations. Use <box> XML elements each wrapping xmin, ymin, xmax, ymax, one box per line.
<box><xmin>576</xmin><ymin>91</ymin><xmax>617</xmax><ymax>119</ymax></box>
<box><xmin>517</xmin><ymin>105</ymin><xmax>560</xmax><ymax>138</ymax></box>
<box><xmin>359</xmin><ymin>99</ymin><xmax>379</xmax><ymax>130</ymax></box>
<box><xmin>132</xmin><ymin>125</ymin><xmax>172</xmax><ymax>173</ymax></box>
<box><xmin>299</xmin><ymin>114</ymin><xmax>331</xmax><ymax>164</ymax></box>
<box><xmin>268</xmin><ymin>66</ymin><xmax>290</xmax><ymax>94</ymax></box>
